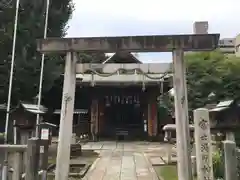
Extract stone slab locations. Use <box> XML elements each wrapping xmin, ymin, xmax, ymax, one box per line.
<box><xmin>82</xmin><ymin>141</ymin><xmax>160</xmax><ymax>180</ymax></box>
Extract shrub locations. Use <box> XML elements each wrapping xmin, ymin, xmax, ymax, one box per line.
<box><xmin>212</xmin><ymin>148</ymin><xmax>224</xmax><ymax>179</ymax></box>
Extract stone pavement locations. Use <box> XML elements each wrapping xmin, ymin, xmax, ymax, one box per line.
<box><xmin>81</xmin><ymin>141</ymin><xmax>171</xmax><ymax>180</ymax></box>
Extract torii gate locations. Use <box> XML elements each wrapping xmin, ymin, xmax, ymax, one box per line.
<box><xmin>36</xmin><ymin>34</ymin><xmax>219</xmax><ymax>180</ymax></box>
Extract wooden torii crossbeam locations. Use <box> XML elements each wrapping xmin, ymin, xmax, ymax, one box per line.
<box><xmin>36</xmin><ymin>33</ymin><xmax>220</xmax><ymax>180</ymax></box>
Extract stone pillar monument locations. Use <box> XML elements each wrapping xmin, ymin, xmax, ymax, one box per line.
<box><xmin>194</xmin><ymin>108</ymin><xmax>214</xmax><ymax>180</ymax></box>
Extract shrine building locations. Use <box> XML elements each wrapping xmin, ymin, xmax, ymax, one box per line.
<box><xmin>45</xmin><ymin>52</ymin><xmax>172</xmax><ymax>141</ymax></box>
<box><xmin>60</xmin><ymin>51</ymin><xmax>172</xmax><ymax>141</ymax></box>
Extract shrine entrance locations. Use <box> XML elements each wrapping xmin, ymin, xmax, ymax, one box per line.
<box><xmin>102</xmin><ymin>92</ymin><xmax>144</xmax><ymax>140</ymax></box>
<box><xmin>81</xmin><ymin>53</ymin><xmax>171</xmax><ymax>141</ymax></box>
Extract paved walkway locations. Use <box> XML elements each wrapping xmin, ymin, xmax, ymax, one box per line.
<box><xmin>81</xmin><ymin>141</ymin><xmax>170</xmax><ymax>180</ymax></box>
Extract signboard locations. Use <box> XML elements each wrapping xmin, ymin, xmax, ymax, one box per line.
<box><xmin>41</xmin><ymin>128</ymin><xmax>49</xmax><ymax>140</ymax></box>
<box><xmin>40</xmin><ymin>146</ymin><xmax>44</xmax><ymax>153</ymax></box>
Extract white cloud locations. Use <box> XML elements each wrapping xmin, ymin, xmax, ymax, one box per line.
<box><xmin>73</xmin><ymin>0</ymin><xmax>239</xmax><ymax>21</ymax></box>
<box><xmin>69</xmin><ymin>0</ymin><xmax>240</xmax><ymax>38</ymax></box>
<box><xmin>66</xmin><ymin>0</ymin><xmax>240</xmax><ymax>62</ymax></box>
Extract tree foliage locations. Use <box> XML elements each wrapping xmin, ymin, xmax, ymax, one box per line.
<box><xmin>185</xmin><ymin>51</ymin><xmax>240</xmax><ymax>111</ymax></box>
<box><xmin>0</xmin><ymin>0</ymin><xmax>106</xmax><ymax>106</ymax></box>
<box><xmin>162</xmin><ymin>51</ymin><xmax>240</xmax><ymax>115</ymax></box>
<box><xmin>78</xmin><ymin>52</ymin><xmax>107</xmax><ymax>63</ymax></box>
<box><xmin>0</xmin><ymin>0</ymin><xmax>74</xmax><ymax>104</ymax></box>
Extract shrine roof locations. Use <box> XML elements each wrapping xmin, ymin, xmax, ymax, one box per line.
<box><xmin>6</xmin><ymin>102</ymin><xmax>88</xmax><ymax>115</ymax></box>
<box><xmin>102</xmin><ymin>52</ymin><xmax>142</xmax><ymax>64</ymax></box>
<box><xmin>20</xmin><ymin>102</ymin><xmax>47</xmax><ymax>114</ymax></box>
<box><xmin>53</xmin><ymin>109</ymin><xmax>88</xmax><ymax>114</ymax></box>
<box><xmin>209</xmin><ymin>99</ymin><xmax>237</xmax><ymax>112</ymax></box>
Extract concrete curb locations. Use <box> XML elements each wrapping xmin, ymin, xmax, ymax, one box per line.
<box><xmin>82</xmin><ymin>157</ymin><xmax>101</xmax><ymax>178</ymax></box>
<box><xmin>143</xmin><ymin>152</ymin><xmax>161</xmax><ymax>180</ymax></box>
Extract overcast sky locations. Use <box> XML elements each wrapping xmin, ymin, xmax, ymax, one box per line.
<box><xmin>66</xmin><ymin>0</ymin><xmax>240</xmax><ymax>63</ymax></box>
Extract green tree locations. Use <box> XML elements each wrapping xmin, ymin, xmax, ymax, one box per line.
<box><xmin>0</xmin><ymin>0</ymin><xmax>106</xmax><ymax>105</ymax></box>
<box><xmin>0</xmin><ymin>0</ymin><xmax>73</xmax><ymax>104</ymax></box>
<box><xmin>185</xmin><ymin>51</ymin><xmax>240</xmax><ymax>111</ymax></box>
<box><xmin>78</xmin><ymin>52</ymin><xmax>107</xmax><ymax>63</ymax></box>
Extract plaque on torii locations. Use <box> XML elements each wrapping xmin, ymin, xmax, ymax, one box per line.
<box><xmin>36</xmin><ymin>33</ymin><xmax>220</xmax><ymax>180</ymax></box>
